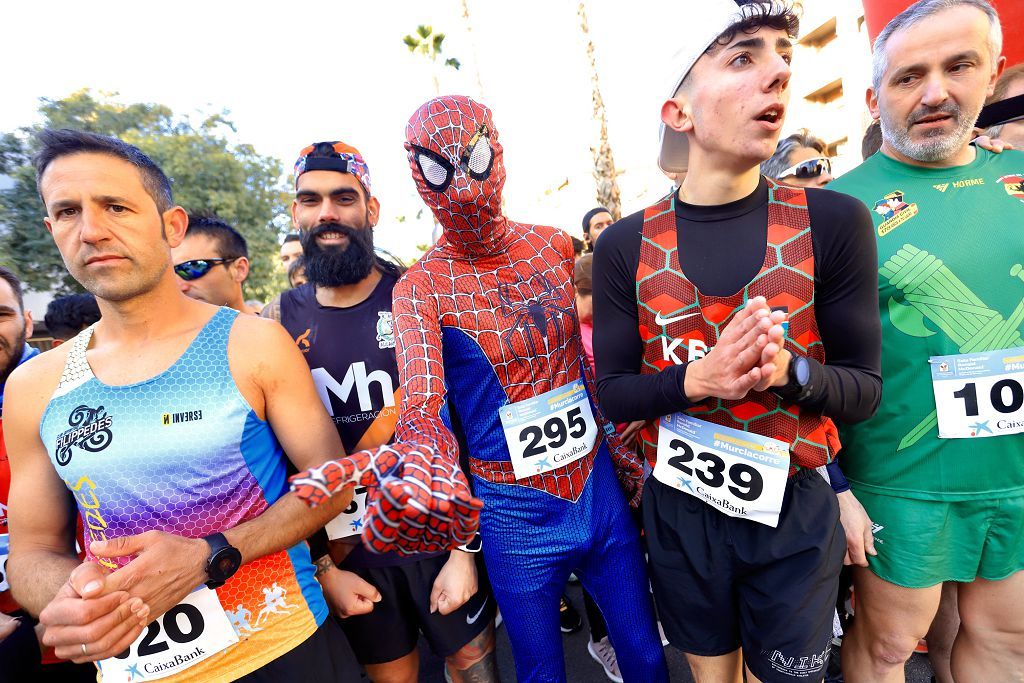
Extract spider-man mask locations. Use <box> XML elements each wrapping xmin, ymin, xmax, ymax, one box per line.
<box><xmin>405</xmin><ymin>95</ymin><xmax>508</xmax><ymax>256</ymax></box>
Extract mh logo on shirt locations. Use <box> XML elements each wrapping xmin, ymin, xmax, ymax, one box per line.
<box><xmin>54</xmin><ymin>404</ymin><xmax>113</xmax><ymax>466</ymax></box>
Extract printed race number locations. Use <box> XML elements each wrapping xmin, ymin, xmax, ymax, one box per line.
<box><xmin>99</xmin><ymin>587</ymin><xmax>237</xmax><ymax>682</ymax></box>
<box><xmin>662</xmin><ymin>438</ymin><xmax>765</xmax><ymax>501</ymax></box>
<box><xmin>654</xmin><ymin>413</ymin><xmax>790</xmax><ymax>527</ymax></box>
<box><xmin>519</xmin><ymin>407</ymin><xmax>588</xmax><ymax>458</ymax></box>
<box><xmin>325</xmin><ymin>486</ymin><xmax>369</xmax><ymax>539</ymax></box>
<box><xmin>500</xmin><ymin>380</ymin><xmax>598</xmax><ymax>479</ymax></box>
<box><xmin>931</xmin><ymin>347</ymin><xmax>1024</xmax><ymax>438</ymax></box>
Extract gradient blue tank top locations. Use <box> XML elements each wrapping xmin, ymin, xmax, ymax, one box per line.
<box><xmin>39</xmin><ymin>307</ymin><xmax>326</xmax><ymax>681</ymax></box>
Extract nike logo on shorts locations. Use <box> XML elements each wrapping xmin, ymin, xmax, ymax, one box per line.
<box><xmin>654</xmin><ymin>311</ymin><xmax>700</xmax><ymax>325</ymax></box>
<box><xmin>466</xmin><ymin>597</ymin><xmax>488</xmax><ymax>625</ymax></box>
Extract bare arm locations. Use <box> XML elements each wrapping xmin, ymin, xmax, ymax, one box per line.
<box><xmin>260</xmin><ymin>293</ymin><xmax>282</xmax><ymax>323</ymax></box>
<box><xmin>4</xmin><ymin>351</ymin><xmax>84</xmax><ymax>615</ymax></box>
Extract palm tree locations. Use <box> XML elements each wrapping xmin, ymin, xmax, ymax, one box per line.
<box><xmin>459</xmin><ymin>0</ymin><xmax>486</xmax><ymax>98</ymax></box>
<box><xmin>577</xmin><ymin>2</ymin><xmax>621</xmax><ymax>220</ymax></box>
<box><xmin>402</xmin><ymin>24</ymin><xmax>461</xmax><ymax>94</ymax></box>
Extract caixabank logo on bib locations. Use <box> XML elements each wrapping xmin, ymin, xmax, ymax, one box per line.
<box><xmin>872</xmin><ymin>190</ymin><xmax>918</xmax><ymax>237</ymax></box>
<box><xmin>54</xmin><ymin>404</ymin><xmax>114</xmax><ymax>466</ymax></box>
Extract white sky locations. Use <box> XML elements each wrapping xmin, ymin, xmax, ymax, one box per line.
<box><xmin>1</xmin><ymin>1</ymin><xmax>794</xmax><ymax>260</ymax></box>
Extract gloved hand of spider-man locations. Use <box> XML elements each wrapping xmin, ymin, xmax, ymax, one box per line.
<box><xmin>288</xmin><ymin>444</ymin><xmax>482</xmax><ymax>554</ymax></box>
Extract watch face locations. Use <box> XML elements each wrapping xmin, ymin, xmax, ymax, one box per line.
<box><xmin>795</xmin><ymin>357</ymin><xmax>811</xmax><ymax>385</ymax></box>
<box><xmin>210</xmin><ymin>547</ymin><xmax>242</xmax><ymax>581</ymax></box>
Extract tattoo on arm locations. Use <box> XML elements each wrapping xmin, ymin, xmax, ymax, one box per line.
<box><xmin>261</xmin><ymin>295</ymin><xmax>282</xmax><ymax>323</ymax></box>
<box><xmin>314</xmin><ymin>554</ymin><xmax>335</xmax><ymax>578</ymax></box>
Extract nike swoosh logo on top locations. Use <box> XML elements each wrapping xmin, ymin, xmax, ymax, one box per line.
<box><xmin>466</xmin><ymin>598</ymin><xmax>488</xmax><ymax>625</ymax></box>
<box><xmin>654</xmin><ymin>311</ymin><xmax>700</xmax><ymax>326</ymax></box>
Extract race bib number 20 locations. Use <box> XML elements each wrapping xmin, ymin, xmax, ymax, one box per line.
<box><xmin>653</xmin><ymin>413</ymin><xmax>790</xmax><ymax>528</ymax></box>
<box><xmin>99</xmin><ymin>587</ymin><xmax>238</xmax><ymax>682</ymax></box>
<box><xmin>500</xmin><ymin>380</ymin><xmax>598</xmax><ymax>480</ymax></box>
<box><xmin>931</xmin><ymin>347</ymin><xmax>1024</xmax><ymax>439</ymax></box>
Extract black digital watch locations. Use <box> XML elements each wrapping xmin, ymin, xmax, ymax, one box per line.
<box><xmin>202</xmin><ymin>532</ymin><xmax>242</xmax><ymax>589</ymax></box>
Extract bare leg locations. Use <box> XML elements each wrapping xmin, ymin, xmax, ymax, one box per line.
<box><xmin>842</xmin><ymin>567</ymin><xmax>942</xmax><ymax>683</ymax></box>
<box><xmin>951</xmin><ymin>572</ymin><xmax>1024</xmax><ymax>683</ymax></box>
<box><xmin>685</xmin><ymin>649</ymin><xmax>742</xmax><ymax>683</ymax></box>
<box><xmin>925</xmin><ymin>582</ymin><xmax>959</xmax><ymax>683</ymax></box>
<box><xmin>447</xmin><ymin>622</ymin><xmax>500</xmax><ymax>683</ymax></box>
<box><xmin>365</xmin><ymin>649</ymin><xmax>419</xmax><ymax>683</ymax></box>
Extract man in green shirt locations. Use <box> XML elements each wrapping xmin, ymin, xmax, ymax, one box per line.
<box><xmin>828</xmin><ymin>1</ymin><xmax>1024</xmax><ymax>680</ymax></box>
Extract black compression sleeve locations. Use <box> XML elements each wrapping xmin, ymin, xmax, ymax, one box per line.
<box><xmin>593</xmin><ymin>212</ymin><xmax>695</xmax><ymax>423</ymax></box>
<box><xmin>795</xmin><ymin>189</ymin><xmax>882</xmax><ymax>424</ymax></box>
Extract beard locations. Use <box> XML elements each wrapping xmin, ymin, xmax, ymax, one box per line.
<box><xmin>0</xmin><ymin>327</ymin><xmax>27</xmax><ymax>388</ymax></box>
<box><xmin>880</xmin><ymin>100</ymin><xmax>981</xmax><ymax>163</ymax></box>
<box><xmin>300</xmin><ymin>222</ymin><xmax>376</xmax><ymax>287</ymax></box>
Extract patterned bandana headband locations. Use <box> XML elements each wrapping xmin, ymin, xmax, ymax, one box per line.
<box><xmin>294</xmin><ymin>140</ymin><xmax>372</xmax><ymax>196</ymax></box>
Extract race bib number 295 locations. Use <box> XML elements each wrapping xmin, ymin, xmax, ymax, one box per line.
<box><xmin>499</xmin><ymin>380</ymin><xmax>598</xmax><ymax>480</ymax></box>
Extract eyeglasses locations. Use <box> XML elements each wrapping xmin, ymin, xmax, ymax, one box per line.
<box><xmin>174</xmin><ymin>258</ymin><xmax>239</xmax><ymax>281</ymax></box>
<box><xmin>779</xmin><ymin>157</ymin><xmax>832</xmax><ymax>180</ymax></box>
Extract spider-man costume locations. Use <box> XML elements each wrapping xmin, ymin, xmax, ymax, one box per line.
<box><xmin>290</xmin><ymin>95</ymin><xmax>667</xmax><ymax>682</ymax></box>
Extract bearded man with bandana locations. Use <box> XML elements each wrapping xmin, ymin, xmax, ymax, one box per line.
<box><xmin>264</xmin><ymin>141</ymin><xmax>499</xmax><ymax>683</ymax></box>
<box><xmin>288</xmin><ymin>97</ymin><xmax>668</xmax><ymax>683</ymax></box>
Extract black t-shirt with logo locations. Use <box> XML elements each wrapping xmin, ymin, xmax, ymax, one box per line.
<box><xmin>281</xmin><ymin>274</ymin><xmax>440</xmax><ymax>567</ymax></box>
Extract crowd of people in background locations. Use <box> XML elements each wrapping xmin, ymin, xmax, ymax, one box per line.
<box><xmin>1</xmin><ymin>1</ymin><xmax>1024</xmax><ymax>682</ymax></box>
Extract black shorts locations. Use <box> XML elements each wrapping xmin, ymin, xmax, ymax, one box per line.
<box><xmin>236</xmin><ymin>618</ymin><xmax>361</xmax><ymax>682</ymax></box>
<box><xmin>339</xmin><ymin>552</ymin><xmax>495</xmax><ymax>665</ymax></box>
<box><xmin>644</xmin><ymin>468</ymin><xmax>845</xmax><ymax>683</ymax></box>
<box><xmin>0</xmin><ymin>611</ymin><xmax>95</xmax><ymax>683</ymax></box>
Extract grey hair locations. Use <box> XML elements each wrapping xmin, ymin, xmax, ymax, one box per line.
<box><xmin>760</xmin><ymin>130</ymin><xmax>827</xmax><ymax>179</ymax></box>
<box><xmin>872</xmin><ymin>0</ymin><xmax>1002</xmax><ymax>91</ymax></box>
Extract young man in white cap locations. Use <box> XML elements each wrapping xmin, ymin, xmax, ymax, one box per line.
<box><xmin>592</xmin><ymin>1</ymin><xmax>882</xmax><ymax>681</ymax></box>
<box><xmin>827</xmin><ymin>1</ymin><xmax>1024</xmax><ymax>680</ymax></box>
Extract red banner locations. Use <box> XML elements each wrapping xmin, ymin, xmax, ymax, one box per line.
<box><xmin>862</xmin><ymin>0</ymin><xmax>1022</xmax><ymax>67</ymax></box>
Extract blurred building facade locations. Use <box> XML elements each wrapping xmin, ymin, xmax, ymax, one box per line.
<box><xmin>787</xmin><ymin>0</ymin><xmax>875</xmax><ymax>176</ymax></box>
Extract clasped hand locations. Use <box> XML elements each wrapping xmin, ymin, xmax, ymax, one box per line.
<box><xmin>684</xmin><ymin>296</ymin><xmax>791</xmax><ymax>403</ymax></box>
<box><xmin>39</xmin><ymin>531</ymin><xmax>208</xmax><ymax>663</ymax></box>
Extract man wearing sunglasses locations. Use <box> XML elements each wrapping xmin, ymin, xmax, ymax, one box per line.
<box><xmin>263</xmin><ymin>140</ymin><xmax>499</xmax><ymax>683</ymax></box>
<box><xmin>761</xmin><ymin>130</ymin><xmax>834</xmax><ymax>187</ymax></box>
<box><xmin>172</xmin><ymin>214</ymin><xmax>259</xmax><ymax>315</ymax></box>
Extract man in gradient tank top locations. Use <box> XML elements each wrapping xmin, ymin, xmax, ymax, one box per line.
<box><xmin>2</xmin><ymin>129</ymin><xmax>360</xmax><ymax>682</ymax></box>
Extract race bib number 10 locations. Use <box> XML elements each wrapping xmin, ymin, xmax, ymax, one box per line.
<box><xmin>500</xmin><ymin>380</ymin><xmax>598</xmax><ymax>480</ymax></box>
<box><xmin>325</xmin><ymin>486</ymin><xmax>369</xmax><ymax>539</ymax></box>
<box><xmin>99</xmin><ymin>587</ymin><xmax>238</xmax><ymax>682</ymax></box>
<box><xmin>654</xmin><ymin>413</ymin><xmax>790</xmax><ymax>528</ymax></box>
<box><xmin>931</xmin><ymin>347</ymin><xmax>1024</xmax><ymax>439</ymax></box>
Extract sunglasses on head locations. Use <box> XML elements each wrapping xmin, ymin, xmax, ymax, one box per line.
<box><xmin>174</xmin><ymin>258</ymin><xmax>239</xmax><ymax>281</ymax></box>
<box><xmin>780</xmin><ymin>157</ymin><xmax>831</xmax><ymax>180</ymax></box>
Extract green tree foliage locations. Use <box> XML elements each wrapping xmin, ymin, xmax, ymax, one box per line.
<box><xmin>0</xmin><ymin>90</ymin><xmax>288</xmax><ymax>299</ymax></box>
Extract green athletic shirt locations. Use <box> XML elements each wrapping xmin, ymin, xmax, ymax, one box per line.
<box><xmin>829</xmin><ymin>148</ymin><xmax>1024</xmax><ymax>500</ymax></box>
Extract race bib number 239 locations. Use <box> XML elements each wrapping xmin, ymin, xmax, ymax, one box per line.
<box><xmin>653</xmin><ymin>413</ymin><xmax>790</xmax><ymax>528</ymax></box>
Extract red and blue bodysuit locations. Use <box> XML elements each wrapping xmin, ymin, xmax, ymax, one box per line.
<box><xmin>290</xmin><ymin>95</ymin><xmax>667</xmax><ymax>682</ymax></box>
